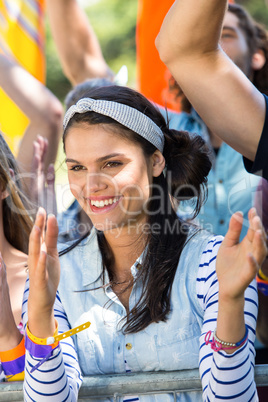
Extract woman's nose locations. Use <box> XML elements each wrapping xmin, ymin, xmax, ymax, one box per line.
<box><xmin>86</xmin><ymin>172</ymin><xmax>108</xmax><ymax>193</ymax></box>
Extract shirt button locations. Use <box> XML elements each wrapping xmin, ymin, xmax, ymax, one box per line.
<box><xmin>126</xmin><ymin>343</ymin><xmax>132</xmax><ymax>350</ymax></box>
<box><xmin>219</xmin><ymin>179</ymin><xmax>223</xmax><ymax>184</ymax></box>
<box><xmin>219</xmin><ymin>219</ymin><xmax>225</xmax><ymax>225</ymax></box>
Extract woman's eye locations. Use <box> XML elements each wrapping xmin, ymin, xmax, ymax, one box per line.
<box><xmin>104</xmin><ymin>161</ymin><xmax>122</xmax><ymax>168</ymax></box>
<box><xmin>70</xmin><ymin>165</ymin><xmax>85</xmax><ymax>171</ymax></box>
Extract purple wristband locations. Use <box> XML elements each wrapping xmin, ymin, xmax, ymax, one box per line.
<box><xmin>1</xmin><ymin>355</ymin><xmax>25</xmax><ymax>376</ymax></box>
<box><xmin>25</xmin><ymin>334</ymin><xmax>60</xmax><ymax>373</ymax></box>
<box><xmin>25</xmin><ymin>336</ymin><xmax>55</xmax><ymax>358</ymax></box>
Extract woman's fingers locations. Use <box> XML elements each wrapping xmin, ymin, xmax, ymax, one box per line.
<box><xmin>252</xmin><ymin>218</ymin><xmax>268</xmax><ymax>266</ymax></box>
<box><xmin>45</xmin><ymin>214</ymin><xmax>59</xmax><ymax>257</ymax></box>
<box><xmin>28</xmin><ymin>207</ymin><xmax>46</xmax><ymax>270</ymax></box>
<box><xmin>221</xmin><ymin>211</ymin><xmax>243</xmax><ymax>248</ymax></box>
<box><xmin>246</xmin><ymin>208</ymin><xmax>257</xmax><ymax>244</ymax></box>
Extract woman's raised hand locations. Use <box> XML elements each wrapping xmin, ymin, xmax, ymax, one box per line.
<box><xmin>216</xmin><ymin>208</ymin><xmax>267</xmax><ymax>301</ymax></box>
<box><xmin>27</xmin><ymin>207</ymin><xmax>60</xmax><ymax>338</ymax></box>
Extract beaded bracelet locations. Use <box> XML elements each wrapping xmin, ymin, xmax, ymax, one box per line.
<box><xmin>205</xmin><ymin>326</ymin><xmax>248</xmax><ymax>352</ymax></box>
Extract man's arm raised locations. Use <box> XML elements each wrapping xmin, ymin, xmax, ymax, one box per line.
<box><xmin>46</xmin><ymin>0</ymin><xmax>114</xmax><ymax>86</ymax></box>
<box><xmin>156</xmin><ymin>0</ymin><xmax>265</xmax><ymax>161</ymax></box>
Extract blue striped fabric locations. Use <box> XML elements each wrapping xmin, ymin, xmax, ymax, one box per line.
<box><xmin>198</xmin><ymin>237</ymin><xmax>258</xmax><ymax>401</ymax></box>
<box><xmin>22</xmin><ymin>236</ymin><xmax>258</xmax><ymax>401</ymax></box>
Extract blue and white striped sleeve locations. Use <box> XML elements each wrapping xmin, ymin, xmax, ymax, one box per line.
<box><xmin>196</xmin><ymin>236</ymin><xmax>258</xmax><ymax>401</ymax></box>
<box><xmin>22</xmin><ymin>278</ymin><xmax>83</xmax><ymax>401</ymax></box>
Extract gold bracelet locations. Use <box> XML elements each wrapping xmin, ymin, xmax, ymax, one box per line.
<box><xmin>258</xmin><ymin>266</ymin><xmax>268</xmax><ymax>282</ymax></box>
<box><xmin>26</xmin><ymin>320</ymin><xmax>91</xmax><ymax>346</ymax></box>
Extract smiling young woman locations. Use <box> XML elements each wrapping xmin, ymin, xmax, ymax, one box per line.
<box><xmin>20</xmin><ymin>85</ymin><xmax>266</xmax><ymax>401</ymax></box>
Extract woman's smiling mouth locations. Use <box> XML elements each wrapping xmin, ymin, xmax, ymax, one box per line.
<box><xmin>86</xmin><ymin>196</ymin><xmax>122</xmax><ymax>213</ymax></box>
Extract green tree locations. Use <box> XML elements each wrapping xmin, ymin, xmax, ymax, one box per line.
<box><xmin>236</xmin><ymin>0</ymin><xmax>268</xmax><ymax>26</ymax></box>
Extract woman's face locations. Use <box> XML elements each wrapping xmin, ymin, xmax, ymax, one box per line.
<box><xmin>65</xmin><ymin>122</ymin><xmax>157</xmax><ymax>233</ymax></box>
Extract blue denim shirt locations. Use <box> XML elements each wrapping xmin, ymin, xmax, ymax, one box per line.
<box><xmin>168</xmin><ymin>109</ymin><xmax>260</xmax><ymax>239</ymax></box>
<box><xmin>57</xmin><ymin>227</ymin><xmax>213</xmax><ymax>401</ymax></box>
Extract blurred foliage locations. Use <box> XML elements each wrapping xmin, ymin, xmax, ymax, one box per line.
<box><xmin>236</xmin><ymin>0</ymin><xmax>268</xmax><ymax>26</ymax></box>
<box><xmin>45</xmin><ymin>0</ymin><xmax>138</xmax><ymax>103</ymax></box>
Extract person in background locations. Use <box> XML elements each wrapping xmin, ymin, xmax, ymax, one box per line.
<box><xmin>0</xmin><ymin>133</ymin><xmax>33</xmax><ymax>381</ymax></box>
<box><xmin>169</xmin><ymin>3</ymin><xmax>268</xmax><ymax>240</ymax></box>
<box><xmin>0</xmin><ymin>49</ymin><xmax>62</xmax><ymax>381</ymax></box>
<box><xmin>155</xmin><ymin>0</ymin><xmax>268</xmax><ymax>181</ymax></box>
<box><xmin>0</xmin><ymin>53</ymin><xmax>63</xmax><ymax>198</ymax></box>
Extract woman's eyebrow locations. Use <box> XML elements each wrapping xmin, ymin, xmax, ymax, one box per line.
<box><xmin>96</xmin><ymin>153</ymin><xmax>125</xmax><ymax>163</ymax></box>
<box><xmin>65</xmin><ymin>153</ymin><xmax>125</xmax><ymax>164</ymax></box>
<box><xmin>65</xmin><ymin>158</ymin><xmax>80</xmax><ymax>163</ymax></box>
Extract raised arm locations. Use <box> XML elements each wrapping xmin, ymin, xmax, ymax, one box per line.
<box><xmin>156</xmin><ymin>0</ymin><xmax>265</xmax><ymax>161</ymax></box>
<box><xmin>46</xmin><ymin>0</ymin><xmax>114</xmax><ymax>86</ymax></box>
<box><xmin>0</xmin><ymin>54</ymin><xmax>63</xmax><ymax>175</ymax></box>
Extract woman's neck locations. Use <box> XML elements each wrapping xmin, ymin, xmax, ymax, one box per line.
<box><xmin>104</xmin><ymin>220</ymin><xmax>147</xmax><ymax>281</ymax></box>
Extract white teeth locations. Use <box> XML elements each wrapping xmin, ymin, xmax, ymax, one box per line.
<box><xmin>91</xmin><ymin>197</ymin><xmax>119</xmax><ymax>208</ymax></box>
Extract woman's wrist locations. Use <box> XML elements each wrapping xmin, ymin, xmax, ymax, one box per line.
<box><xmin>217</xmin><ymin>293</ymin><xmax>245</xmax><ymax>347</ymax></box>
<box><xmin>28</xmin><ymin>310</ymin><xmax>56</xmax><ymax>339</ymax></box>
<box><xmin>218</xmin><ymin>288</ymin><xmax>245</xmax><ymax>306</ymax></box>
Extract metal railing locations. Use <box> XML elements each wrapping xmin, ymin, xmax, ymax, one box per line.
<box><xmin>0</xmin><ymin>365</ymin><xmax>267</xmax><ymax>401</ymax></box>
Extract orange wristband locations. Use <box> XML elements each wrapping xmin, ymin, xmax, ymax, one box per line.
<box><xmin>0</xmin><ymin>336</ymin><xmax>25</xmax><ymax>362</ymax></box>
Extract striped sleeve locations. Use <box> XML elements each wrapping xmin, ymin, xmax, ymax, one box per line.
<box><xmin>22</xmin><ymin>278</ymin><xmax>83</xmax><ymax>401</ymax></box>
<box><xmin>196</xmin><ymin>236</ymin><xmax>258</xmax><ymax>401</ymax></box>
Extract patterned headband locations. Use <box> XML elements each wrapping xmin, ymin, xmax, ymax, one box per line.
<box><xmin>63</xmin><ymin>97</ymin><xmax>164</xmax><ymax>152</ymax></box>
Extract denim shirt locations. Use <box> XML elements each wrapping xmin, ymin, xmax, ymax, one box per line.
<box><xmin>168</xmin><ymin>109</ymin><xmax>260</xmax><ymax>239</ymax></box>
<box><xmin>57</xmin><ymin>227</ymin><xmax>213</xmax><ymax>401</ymax></box>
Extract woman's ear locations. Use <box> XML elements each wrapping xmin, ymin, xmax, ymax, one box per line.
<box><xmin>0</xmin><ymin>184</ymin><xmax>9</xmax><ymax>200</ymax></box>
<box><xmin>251</xmin><ymin>49</ymin><xmax>266</xmax><ymax>71</ymax></box>
<box><xmin>151</xmin><ymin>150</ymin><xmax>166</xmax><ymax>177</ymax></box>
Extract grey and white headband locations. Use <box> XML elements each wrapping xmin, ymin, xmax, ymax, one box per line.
<box><xmin>63</xmin><ymin>97</ymin><xmax>164</xmax><ymax>152</ymax></box>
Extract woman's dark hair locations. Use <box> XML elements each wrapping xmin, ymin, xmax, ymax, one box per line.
<box><xmin>0</xmin><ymin>132</ymin><xmax>33</xmax><ymax>254</ymax></box>
<box><xmin>63</xmin><ymin>85</ymin><xmax>211</xmax><ymax>333</ymax></box>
